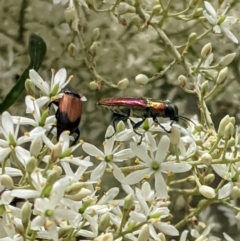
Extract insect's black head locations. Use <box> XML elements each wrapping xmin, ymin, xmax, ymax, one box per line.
<box><xmin>165</xmin><ymin>104</ymin><xmax>179</xmax><ymax>121</ymax></box>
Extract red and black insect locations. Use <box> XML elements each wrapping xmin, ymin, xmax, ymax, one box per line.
<box><xmin>97</xmin><ymin>97</ymin><xmax>191</xmax><ymax>143</ymax></box>
<box><xmin>49</xmin><ymin>90</ymin><xmax>83</xmax><ymax>145</ymax></box>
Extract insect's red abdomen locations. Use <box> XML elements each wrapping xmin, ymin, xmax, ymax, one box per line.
<box><xmin>98</xmin><ymin>97</ymin><xmax>147</xmax><ymax>108</ymax></box>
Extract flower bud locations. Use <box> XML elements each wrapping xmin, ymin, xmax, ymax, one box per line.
<box><xmin>118</xmin><ymin>2</ymin><xmax>135</xmax><ymax>14</ymax></box>
<box><xmin>188</xmin><ymin>32</ymin><xmax>197</xmax><ymax>45</ymax></box>
<box><xmin>169</xmin><ymin>126</ymin><xmax>181</xmax><ymax>145</ymax></box>
<box><xmin>64</xmin><ymin>5</ymin><xmax>78</xmax><ymax>26</ymax></box>
<box><xmin>53</xmin><ymin>165</ymin><xmax>63</xmax><ymax>176</ymax></box>
<box><xmin>65</xmin><ymin>182</ymin><xmax>86</xmax><ymax>195</ymax></box>
<box><xmin>204</xmin><ymin>174</ymin><xmax>215</xmax><ymax>184</ymax></box>
<box><xmin>139</xmin><ymin>224</ymin><xmax>149</xmax><ymax>241</ymax></box>
<box><xmin>65</xmin><ymin>188</ymin><xmax>91</xmax><ymax>201</ymax></box>
<box><xmin>39</xmin><ymin>109</ymin><xmax>49</xmax><ymax>127</ymax></box>
<box><xmin>30</xmin><ymin>136</ymin><xmax>43</xmax><ymax>157</ymax></box>
<box><xmin>47</xmin><ymin>170</ymin><xmax>60</xmax><ymax>185</ymax></box>
<box><xmin>89</xmin><ymin>42</ymin><xmax>99</xmax><ymax>57</ymax></box>
<box><xmin>199</xmin><ymin>185</ymin><xmax>216</xmax><ymax>199</ymax></box>
<box><xmin>158</xmin><ymin>233</ymin><xmax>166</xmax><ymax>241</ymax></box>
<box><xmin>218</xmin><ymin>115</ymin><xmax>230</xmax><ymax>137</ymax></box>
<box><xmin>192</xmin><ymin>8</ymin><xmax>203</xmax><ymax>17</ymax></box>
<box><xmin>0</xmin><ymin>174</ymin><xmax>13</xmax><ymax>189</ymax></box>
<box><xmin>94</xmin><ymin>233</ymin><xmax>113</xmax><ymax>241</ymax></box>
<box><xmin>116</xmin><ymin>121</ymin><xmax>125</xmax><ymax>133</ymax></box>
<box><xmin>224</xmin><ymin>122</ymin><xmax>234</xmax><ymax>140</ymax></box>
<box><xmin>98</xmin><ymin>213</ymin><xmax>111</xmax><ymax>232</ymax></box>
<box><xmin>216</xmin><ymin>67</ymin><xmax>228</xmax><ymax>85</ymax></box>
<box><xmin>135</xmin><ymin>74</ymin><xmax>149</xmax><ymax>85</ymax></box>
<box><xmin>200</xmin><ymin>153</ymin><xmax>212</xmax><ymax>166</ymax></box>
<box><xmin>200</xmin><ymin>80</ymin><xmax>209</xmax><ymax>96</ymax></box>
<box><xmin>231</xmin><ymin>186</ymin><xmax>240</xmax><ymax>199</ymax></box>
<box><xmin>92</xmin><ymin>28</ymin><xmax>100</xmax><ymax>41</ymax></box>
<box><xmin>117</xmin><ymin>78</ymin><xmax>129</xmax><ymax>90</ymax></box>
<box><xmin>21</xmin><ymin>201</ymin><xmax>32</xmax><ymax>229</ymax></box>
<box><xmin>219</xmin><ymin>53</ymin><xmax>236</xmax><ymax>66</ymax></box>
<box><xmin>123</xmin><ymin>194</ymin><xmax>135</xmax><ymax>211</ymax></box>
<box><xmin>187</xmin><ymin>176</ymin><xmax>196</xmax><ymax>182</ymax></box>
<box><xmin>68</xmin><ymin>43</ymin><xmax>76</xmax><ymax>57</ymax></box>
<box><xmin>58</xmin><ymin>226</ymin><xmax>72</xmax><ymax>238</ymax></box>
<box><xmin>178</xmin><ymin>75</ymin><xmax>187</xmax><ymax>88</ymax></box>
<box><xmin>25</xmin><ymin>79</ymin><xmax>35</xmax><ymax>96</ymax></box>
<box><xmin>89</xmin><ymin>81</ymin><xmax>100</xmax><ymax>91</ymax></box>
<box><xmin>26</xmin><ymin>157</ymin><xmax>37</xmax><ymax>173</ymax></box>
<box><xmin>230</xmin><ymin>117</ymin><xmax>235</xmax><ymax>125</ymax></box>
<box><xmin>201</xmin><ymin>43</ymin><xmax>212</xmax><ymax>59</ymax></box>
<box><xmin>152</xmin><ymin>5</ymin><xmax>161</xmax><ymax>15</ymax></box>
<box><xmin>50</xmin><ymin>142</ymin><xmax>62</xmax><ymax>163</ymax></box>
<box><xmin>194</xmin><ymin>123</ymin><xmax>204</xmax><ymax>132</ymax></box>
<box><xmin>131</xmin><ymin>15</ymin><xmax>141</xmax><ymax>28</ymax></box>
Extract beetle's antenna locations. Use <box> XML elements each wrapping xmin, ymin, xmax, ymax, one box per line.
<box><xmin>178</xmin><ymin>116</ymin><xmax>196</xmax><ymax>126</ymax></box>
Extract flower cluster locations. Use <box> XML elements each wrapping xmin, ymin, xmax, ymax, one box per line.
<box><xmin>0</xmin><ymin>68</ymin><xmax>198</xmax><ymax>241</ymax></box>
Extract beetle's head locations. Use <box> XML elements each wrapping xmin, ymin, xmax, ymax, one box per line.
<box><xmin>165</xmin><ymin>104</ymin><xmax>179</xmax><ymax>121</ymax></box>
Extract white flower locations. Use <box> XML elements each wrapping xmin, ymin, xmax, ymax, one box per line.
<box><xmin>0</xmin><ymin>190</ymin><xmax>22</xmax><ymax>238</ymax></box>
<box><xmin>11</xmin><ymin>168</ymin><xmax>47</xmax><ymax>199</ymax></box>
<box><xmin>124</xmin><ymin>135</ymin><xmax>192</xmax><ymax>199</ymax></box>
<box><xmin>12</xmin><ymin>96</ymin><xmax>55</xmax><ymax>135</ymax></box>
<box><xmin>41</xmin><ymin>132</ymin><xmax>92</xmax><ymax>174</ymax></box>
<box><xmin>115</xmin><ymin>118</ymin><xmax>174</xmax><ymax>145</ymax></box>
<box><xmin>31</xmin><ymin>178</ymin><xmax>79</xmax><ymax>241</ymax></box>
<box><xmin>203</xmin><ymin>1</ymin><xmax>239</xmax><ymax>44</ymax></box>
<box><xmin>82</xmin><ymin>125</ymin><xmax>134</xmax><ymax>182</ymax></box>
<box><xmin>29</xmin><ymin>68</ymin><xmax>71</xmax><ymax>106</ymax></box>
<box><xmin>129</xmin><ymin>186</ymin><xmax>179</xmax><ymax>239</ymax></box>
<box><xmin>212</xmin><ymin>164</ymin><xmax>236</xmax><ymax>199</ymax></box>
<box><xmin>0</xmin><ymin>112</ymin><xmax>32</xmax><ymax>167</ymax></box>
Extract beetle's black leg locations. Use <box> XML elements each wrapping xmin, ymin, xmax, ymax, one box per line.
<box><xmin>106</xmin><ymin>113</ymin><xmax>129</xmax><ymax>139</ymax></box>
<box><xmin>152</xmin><ymin>117</ymin><xmax>171</xmax><ymax>133</ymax></box>
<box><xmin>72</xmin><ymin>128</ymin><xmax>80</xmax><ymax>146</ymax></box>
<box><xmin>132</xmin><ymin>117</ymin><xmax>147</xmax><ymax>145</ymax></box>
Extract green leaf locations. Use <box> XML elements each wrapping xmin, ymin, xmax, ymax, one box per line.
<box><xmin>0</xmin><ymin>33</ymin><xmax>47</xmax><ymax>113</ymax></box>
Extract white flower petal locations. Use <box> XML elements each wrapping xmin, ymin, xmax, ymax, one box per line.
<box><xmin>11</xmin><ymin>189</ymin><xmax>40</xmax><ymax>199</ymax></box>
<box><xmin>155</xmin><ymin>171</ymin><xmax>168</xmax><ymax>199</ymax></box>
<box><xmin>204</xmin><ymin>1</ymin><xmax>217</xmax><ymax>20</ymax></box>
<box><xmin>114</xmin><ymin>148</ymin><xmax>134</xmax><ymax>160</ymax></box>
<box><xmin>155</xmin><ymin>135</ymin><xmax>170</xmax><ymax>163</ymax></box>
<box><xmin>2</xmin><ymin>112</ymin><xmax>14</xmax><ymax>138</ymax></box>
<box><xmin>29</xmin><ymin>69</ymin><xmax>49</xmax><ymax>95</ymax></box>
<box><xmin>218</xmin><ymin>182</ymin><xmax>233</xmax><ymax>199</ymax></box>
<box><xmin>82</xmin><ymin>143</ymin><xmax>104</xmax><ymax>158</ymax></box>
<box><xmin>154</xmin><ymin>222</ymin><xmax>179</xmax><ymax>236</ymax></box>
<box><xmin>129</xmin><ymin>211</ymin><xmax>147</xmax><ymax>222</ymax></box>
<box><xmin>161</xmin><ymin>163</ymin><xmax>192</xmax><ymax>173</ymax></box>
<box><xmin>90</xmin><ymin>162</ymin><xmax>107</xmax><ymax>181</ymax></box>
<box><xmin>0</xmin><ymin>147</ymin><xmax>11</xmax><ymax>163</ymax></box>
<box><xmin>104</xmin><ymin>126</ymin><xmax>115</xmax><ymax>155</ymax></box>
<box><xmin>130</xmin><ymin>142</ymin><xmax>152</xmax><ymax>166</ymax></box>
<box><xmin>124</xmin><ymin>168</ymin><xmax>150</xmax><ymax>185</ymax></box>
<box><xmin>53</xmin><ymin>68</ymin><xmax>67</xmax><ymax>90</ymax></box>
<box><xmin>111</xmin><ymin>162</ymin><xmax>125</xmax><ymax>182</ymax></box>
<box><xmin>221</xmin><ymin>27</ymin><xmax>239</xmax><ymax>44</ymax></box>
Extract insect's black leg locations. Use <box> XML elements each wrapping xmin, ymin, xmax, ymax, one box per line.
<box><xmin>72</xmin><ymin>128</ymin><xmax>80</xmax><ymax>146</ymax></box>
<box><xmin>106</xmin><ymin>113</ymin><xmax>129</xmax><ymax>139</ymax></box>
<box><xmin>152</xmin><ymin>117</ymin><xmax>171</xmax><ymax>133</ymax></box>
<box><xmin>132</xmin><ymin>117</ymin><xmax>147</xmax><ymax>145</ymax></box>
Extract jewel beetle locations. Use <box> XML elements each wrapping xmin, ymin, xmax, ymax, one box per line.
<box><xmin>49</xmin><ymin>90</ymin><xmax>86</xmax><ymax>145</ymax></box>
<box><xmin>97</xmin><ymin>97</ymin><xmax>192</xmax><ymax>143</ymax></box>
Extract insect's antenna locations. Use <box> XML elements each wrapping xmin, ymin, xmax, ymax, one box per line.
<box><xmin>178</xmin><ymin>116</ymin><xmax>196</xmax><ymax>126</ymax></box>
